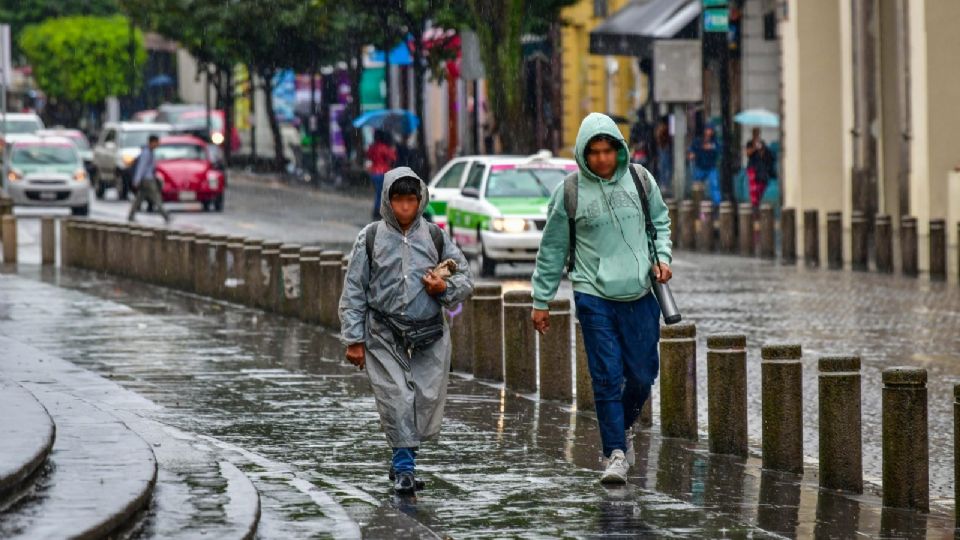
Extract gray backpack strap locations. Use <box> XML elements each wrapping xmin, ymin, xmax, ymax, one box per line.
<box><xmin>365</xmin><ymin>220</ymin><xmax>445</xmax><ymax>272</ymax></box>
<box><xmin>563</xmin><ymin>172</ymin><xmax>579</xmax><ymax>273</ymax></box>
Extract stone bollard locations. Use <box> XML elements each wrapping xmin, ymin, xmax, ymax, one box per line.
<box><xmin>471</xmin><ymin>284</ymin><xmax>504</xmax><ymax>382</ymax></box>
<box><xmin>260</xmin><ymin>241</ymin><xmax>283</xmax><ymax>311</ymax></box>
<box><xmin>162</xmin><ymin>233</ymin><xmax>181</xmax><ymax>287</ymax></box>
<box><xmin>299</xmin><ymin>247</ymin><xmax>322</xmax><ymax>324</ymax></box>
<box><xmin>503</xmin><ymin>290</ymin><xmax>536</xmax><ymax>393</ymax></box>
<box><xmin>827</xmin><ymin>211</ymin><xmax>843</xmax><ymax>270</ymax></box>
<box><xmin>718</xmin><ymin>202</ymin><xmax>736</xmax><ymax>253</ymax></box>
<box><xmin>875</xmin><ymin>215</ymin><xmax>893</xmax><ymax>273</ymax></box>
<box><xmin>691</xmin><ymin>182</ymin><xmax>705</xmax><ymax>210</ymax></box>
<box><xmin>659</xmin><ymin>322</ymin><xmax>697</xmax><ymax>440</ymax></box>
<box><xmin>317</xmin><ymin>251</ymin><xmax>344</xmax><ymax>327</ymax></box>
<box><xmin>2</xmin><ymin>215</ymin><xmax>17</xmax><ymax>264</ymax></box>
<box><xmin>818</xmin><ymin>357</ymin><xmax>862</xmax><ymax>493</ymax></box>
<box><xmin>139</xmin><ymin>230</ymin><xmax>156</xmax><ymax>282</ymax></box>
<box><xmin>881</xmin><ymin>367</ymin><xmax>928</xmax><ymax>511</ymax></box>
<box><xmin>804</xmin><ymin>210</ymin><xmax>820</xmax><ymax>267</ymax></box>
<box><xmin>575</xmin><ymin>320</ymin><xmax>594</xmax><ymax>411</ymax></box>
<box><xmin>759</xmin><ymin>204</ymin><xmax>775</xmax><ymax>259</ymax></box>
<box><xmin>680</xmin><ymin>201</ymin><xmax>696</xmax><ymax>250</ymax></box>
<box><xmin>278</xmin><ymin>244</ymin><xmax>303</xmax><ymax>317</ymax></box>
<box><xmin>539</xmin><ymin>298</ymin><xmax>573</xmax><ymax>401</ymax></box>
<box><xmin>448</xmin><ymin>286</ymin><xmax>475</xmax><ymax>373</ymax></box>
<box><xmin>209</xmin><ymin>234</ymin><xmax>230</xmax><ymax>299</ymax></box>
<box><xmin>707</xmin><ymin>334</ymin><xmax>748</xmax><ymax>456</ymax></box>
<box><xmin>851</xmin><ymin>211</ymin><xmax>868</xmax><ymax>271</ymax></box>
<box><xmin>242</xmin><ymin>239</ymin><xmax>264</xmax><ymax>307</ymax></box>
<box><xmin>96</xmin><ymin>225</ymin><xmax>111</xmax><ymax>273</ymax></box>
<box><xmin>69</xmin><ymin>221</ymin><xmax>84</xmax><ymax>269</ymax></box>
<box><xmin>781</xmin><ymin>208</ymin><xmax>797</xmax><ymax>264</ymax></box>
<box><xmin>41</xmin><ymin>217</ymin><xmax>56</xmax><ymax>265</ymax></box>
<box><xmin>760</xmin><ymin>344</ymin><xmax>804</xmax><ymax>474</ymax></box>
<box><xmin>176</xmin><ymin>233</ymin><xmax>195</xmax><ymax>291</ymax></box>
<box><xmin>60</xmin><ymin>219</ymin><xmax>73</xmax><ymax>267</ymax></box>
<box><xmin>192</xmin><ymin>234</ymin><xmax>212</xmax><ymax>296</ymax></box>
<box><xmin>667</xmin><ymin>200</ymin><xmax>679</xmax><ymax>247</ymax></box>
<box><xmin>697</xmin><ymin>201</ymin><xmax>714</xmax><ymax>252</ymax></box>
<box><xmin>224</xmin><ymin>237</ymin><xmax>245</xmax><ymax>301</ymax></box>
<box><xmin>738</xmin><ymin>204</ymin><xmax>753</xmax><ymax>257</ymax></box>
<box><xmin>900</xmin><ymin>216</ymin><xmax>918</xmax><ymax>277</ymax></box>
<box><xmin>929</xmin><ymin>219</ymin><xmax>946</xmax><ymax>281</ymax></box>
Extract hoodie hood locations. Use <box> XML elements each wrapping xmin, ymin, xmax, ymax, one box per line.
<box><xmin>573</xmin><ymin>112</ymin><xmax>630</xmax><ymax>184</ymax></box>
<box><xmin>380</xmin><ymin>166</ymin><xmax>430</xmax><ymax>232</ymax></box>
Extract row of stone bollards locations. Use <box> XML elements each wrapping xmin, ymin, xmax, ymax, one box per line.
<box><xmin>667</xmin><ymin>197</ymin><xmax>958</xmax><ymax>281</ymax></box>
<box><xmin>40</xmin><ymin>218</ymin><xmax>946</xmax><ymax>516</ymax></box>
<box><xmin>59</xmin><ymin>218</ymin><xmax>349</xmax><ymax>328</ymax></box>
<box><xmin>0</xmin><ymin>215</ymin><xmax>58</xmax><ymax>266</ymax></box>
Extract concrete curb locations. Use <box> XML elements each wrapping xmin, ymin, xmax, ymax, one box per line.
<box><xmin>0</xmin><ymin>378</ymin><xmax>55</xmax><ymax>501</ymax></box>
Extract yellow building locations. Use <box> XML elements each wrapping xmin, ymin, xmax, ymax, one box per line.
<box><xmin>559</xmin><ymin>0</ymin><xmax>640</xmax><ymax>157</ymax></box>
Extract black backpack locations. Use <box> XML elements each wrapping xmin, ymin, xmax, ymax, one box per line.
<box><xmin>563</xmin><ymin>164</ymin><xmax>659</xmax><ymax>272</ymax></box>
<box><xmin>365</xmin><ymin>220</ymin><xmax>445</xmax><ymax>271</ymax></box>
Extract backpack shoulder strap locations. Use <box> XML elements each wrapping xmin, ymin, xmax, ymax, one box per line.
<box><xmin>427</xmin><ymin>221</ymin><xmax>445</xmax><ymax>262</ymax></box>
<box><xmin>365</xmin><ymin>221</ymin><xmax>379</xmax><ymax>265</ymax></box>
<box><xmin>563</xmin><ymin>172</ymin><xmax>578</xmax><ymax>273</ymax></box>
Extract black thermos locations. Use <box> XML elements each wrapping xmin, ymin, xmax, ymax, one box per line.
<box><xmin>651</xmin><ymin>277</ymin><xmax>682</xmax><ymax>325</ymax></box>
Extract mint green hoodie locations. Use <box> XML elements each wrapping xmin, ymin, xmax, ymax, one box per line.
<box><xmin>532</xmin><ymin>113</ymin><xmax>673</xmax><ymax>310</ymax></box>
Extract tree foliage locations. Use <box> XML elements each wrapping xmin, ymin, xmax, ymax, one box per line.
<box><xmin>19</xmin><ymin>15</ymin><xmax>146</xmax><ymax>106</ymax></box>
<box><xmin>0</xmin><ymin>0</ymin><xmax>119</xmax><ymax>60</ymax></box>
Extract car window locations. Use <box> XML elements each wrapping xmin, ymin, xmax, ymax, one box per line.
<box><xmin>463</xmin><ymin>162</ymin><xmax>486</xmax><ymax>191</ymax></box>
<box><xmin>103</xmin><ymin>129</ymin><xmax>116</xmax><ymax>144</ymax></box>
<box><xmin>485</xmin><ymin>168</ymin><xmax>567</xmax><ymax>198</ymax></box>
<box><xmin>435</xmin><ymin>161</ymin><xmax>467</xmax><ymax>189</ymax></box>
<box><xmin>1</xmin><ymin>119</ymin><xmax>42</xmax><ymax>134</ymax></box>
<box><xmin>155</xmin><ymin>144</ymin><xmax>206</xmax><ymax>161</ymax></box>
<box><xmin>12</xmin><ymin>145</ymin><xmax>78</xmax><ymax>165</ymax></box>
<box><xmin>120</xmin><ymin>130</ymin><xmax>158</xmax><ymax>148</ymax></box>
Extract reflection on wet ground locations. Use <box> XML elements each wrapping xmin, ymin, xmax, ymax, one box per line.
<box><xmin>0</xmin><ymin>264</ymin><xmax>955</xmax><ymax>537</ymax></box>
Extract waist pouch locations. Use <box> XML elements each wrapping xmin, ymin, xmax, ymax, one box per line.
<box><xmin>372</xmin><ymin>310</ymin><xmax>445</xmax><ymax>353</ymax></box>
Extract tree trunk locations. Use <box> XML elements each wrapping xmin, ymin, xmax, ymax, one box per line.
<box><xmin>349</xmin><ymin>47</ymin><xmax>365</xmax><ymax>169</ymax></box>
<box><xmin>410</xmin><ymin>25</ymin><xmax>431</xmax><ymax>179</ymax></box>
<box><xmin>221</xmin><ymin>66</ymin><xmax>234</xmax><ymax>166</ymax></box>
<box><xmin>259</xmin><ymin>67</ymin><xmax>286</xmax><ymax>172</ymax></box>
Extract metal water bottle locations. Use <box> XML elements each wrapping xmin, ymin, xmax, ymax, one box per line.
<box><xmin>651</xmin><ymin>276</ymin><xmax>682</xmax><ymax>325</ymax></box>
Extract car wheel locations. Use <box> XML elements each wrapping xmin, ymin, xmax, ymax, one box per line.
<box><xmin>71</xmin><ymin>204</ymin><xmax>89</xmax><ymax>217</ymax></box>
<box><xmin>478</xmin><ymin>230</ymin><xmax>497</xmax><ymax>278</ymax></box>
<box><xmin>213</xmin><ymin>194</ymin><xmax>224</xmax><ymax>212</ymax></box>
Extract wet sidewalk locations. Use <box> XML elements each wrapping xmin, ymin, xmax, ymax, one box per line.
<box><xmin>0</xmin><ymin>264</ymin><xmax>955</xmax><ymax>538</ymax></box>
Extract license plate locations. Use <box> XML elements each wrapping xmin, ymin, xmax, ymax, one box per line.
<box><xmin>39</xmin><ymin>192</ymin><xmax>57</xmax><ymax>201</ymax></box>
<box><xmin>179</xmin><ymin>191</ymin><xmax>196</xmax><ymax>201</ymax></box>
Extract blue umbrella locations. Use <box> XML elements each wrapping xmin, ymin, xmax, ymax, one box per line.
<box><xmin>734</xmin><ymin>108</ymin><xmax>779</xmax><ymax>127</ymax></box>
<box><xmin>352</xmin><ymin>109</ymin><xmax>420</xmax><ymax>136</ymax></box>
<box><xmin>370</xmin><ymin>42</ymin><xmax>413</xmax><ymax>66</ymax></box>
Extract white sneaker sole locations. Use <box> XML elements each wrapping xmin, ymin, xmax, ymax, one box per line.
<box><xmin>600</xmin><ymin>470</ymin><xmax>628</xmax><ymax>484</ymax></box>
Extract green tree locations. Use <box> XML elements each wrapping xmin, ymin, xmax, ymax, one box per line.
<box><xmin>19</xmin><ymin>15</ymin><xmax>146</xmax><ymax>123</ymax></box>
<box><xmin>0</xmin><ymin>0</ymin><xmax>119</xmax><ymax>60</ymax></box>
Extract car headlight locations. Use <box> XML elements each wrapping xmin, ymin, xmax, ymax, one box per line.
<box><xmin>73</xmin><ymin>169</ymin><xmax>88</xmax><ymax>182</ymax></box>
<box><xmin>121</xmin><ymin>155</ymin><xmax>136</xmax><ymax>167</ymax></box>
<box><xmin>206</xmin><ymin>170</ymin><xmax>220</xmax><ymax>189</ymax></box>
<box><xmin>211</xmin><ymin>132</ymin><xmax>225</xmax><ymax>145</ymax></box>
<box><xmin>491</xmin><ymin>217</ymin><xmax>529</xmax><ymax>233</ymax></box>
<box><xmin>7</xmin><ymin>169</ymin><xmax>23</xmax><ymax>182</ymax></box>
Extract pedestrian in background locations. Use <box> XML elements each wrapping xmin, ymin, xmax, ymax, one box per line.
<box><xmin>127</xmin><ymin>134</ymin><xmax>171</xmax><ymax>224</ymax></box>
<box><xmin>745</xmin><ymin>127</ymin><xmax>771</xmax><ymax>208</ymax></box>
<box><xmin>654</xmin><ymin>116</ymin><xmax>673</xmax><ymax>193</ymax></box>
<box><xmin>366</xmin><ymin>129</ymin><xmax>397</xmax><ymax>219</ymax></box>
<box><xmin>531</xmin><ymin>113</ymin><xmax>673</xmax><ymax>485</ymax></box>
<box><xmin>339</xmin><ymin>167</ymin><xmax>474</xmax><ymax>494</ymax></box>
<box><xmin>688</xmin><ymin>125</ymin><xmax>721</xmax><ymax>205</ymax></box>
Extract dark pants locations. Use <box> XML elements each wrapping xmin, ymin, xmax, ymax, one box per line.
<box><xmin>128</xmin><ymin>178</ymin><xmax>170</xmax><ymax>222</ymax></box>
<box><xmin>574</xmin><ymin>291</ymin><xmax>661</xmax><ymax>458</ymax></box>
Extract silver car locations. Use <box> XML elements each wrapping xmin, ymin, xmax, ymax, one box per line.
<box><xmin>92</xmin><ymin>122</ymin><xmax>171</xmax><ymax>200</ymax></box>
<box><xmin>4</xmin><ymin>136</ymin><xmax>91</xmax><ymax>215</ymax></box>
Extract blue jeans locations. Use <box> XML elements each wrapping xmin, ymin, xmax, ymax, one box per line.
<box><xmin>371</xmin><ymin>173</ymin><xmax>385</xmax><ymax>219</ymax></box>
<box><xmin>393</xmin><ymin>447</ymin><xmax>416</xmax><ymax>474</ymax></box>
<box><xmin>574</xmin><ymin>291</ymin><xmax>661</xmax><ymax>458</ymax></box>
<box><xmin>692</xmin><ymin>166</ymin><xmax>721</xmax><ymax>205</ymax></box>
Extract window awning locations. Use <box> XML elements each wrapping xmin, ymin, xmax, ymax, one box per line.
<box><xmin>589</xmin><ymin>0</ymin><xmax>702</xmax><ymax>57</ymax></box>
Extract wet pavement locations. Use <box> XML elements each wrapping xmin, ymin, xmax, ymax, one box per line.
<box><xmin>0</xmin><ymin>263</ymin><xmax>956</xmax><ymax>537</ymax></box>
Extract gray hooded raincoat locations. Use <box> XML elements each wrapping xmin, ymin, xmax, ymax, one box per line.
<box><xmin>339</xmin><ymin>167</ymin><xmax>474</xmax><ymax>448</ymax></box>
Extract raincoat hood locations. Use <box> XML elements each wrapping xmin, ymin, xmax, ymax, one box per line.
<box><xmin>573</xmin><ymin>112</ymin><xmax>630</xmax><ymax>184</ymax></box>
<box><xmin>380</xmin><ymin>166</ymin><xmax>430</xmax><ymax>231</ymax></box>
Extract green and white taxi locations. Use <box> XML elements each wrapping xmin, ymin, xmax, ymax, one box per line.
<box><xmin>428</xmin><ymin>152</ymin><xmax>577</xmax><ymax>277</ymax></box>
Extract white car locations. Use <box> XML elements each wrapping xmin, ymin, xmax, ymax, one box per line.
<box><xmin>92</xmin><ymin>121</ymin><xmax>172</xmax><ymax>200</ymax></box>
<box><xmin>4</xmin><ymin>136</ymin><xmax>90</xmax><ymax>215</ymax></box>
<box><xmin>38</xmin><ymin>128</ymin><xmax>94</xmax><ymax>176</ymax></box>
<box><xmin>439</xmin><ymin>152</ymin><xmax>577</xmax><ymax>277</ymax></box>
<box><xmin>0</xmin><ymin>113</ymin><xmax>45</xmax><ymax>153</ymax></box>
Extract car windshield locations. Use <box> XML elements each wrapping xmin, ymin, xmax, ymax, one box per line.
<box><xmin>179</xmin><ymin>113</ymin><xmax>223</xmax><ymax>131</ymax></box>
<box><xmin>121</xmin><ymin>130</ymin><xmax>160</xmax><ymax>148</ymax></box>
<box><xmin>484</xmin><ymin>167</ymin><xmax>569</xmax><ymax>198</ymax></box>
<box><xmin>155</xmin><ymin>144</ymin><xmax>206</xmax><ymax>161</ymax></box>
<box><xmin>46</xmin><ymin>133</ymin><xmax>90</xmax><ymax>150</ymax></box>
<box><xmin>12</xmin><ymin>145</ymin><xmax>78</xmax><ymax>165</ymax></box>
<box><xmin>2</xmin><ymin>119</ymin><xmax>43</xmax><ymax>134</ymax></box>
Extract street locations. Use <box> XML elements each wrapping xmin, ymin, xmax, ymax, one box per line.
<box><xmin>2</xmin><ymin>174</ymin><xmax>958</xmax><ymax>537</ymax></box>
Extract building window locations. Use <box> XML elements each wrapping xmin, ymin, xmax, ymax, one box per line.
<box><xmin>594</xmin><ymin>0</ymin><xmax>608</xmax><ymax>18</ymax></box>
<box><xmin>763</xmin><ymin>10</ymin><xmax>777</xmax><ymax>40</ymax></box>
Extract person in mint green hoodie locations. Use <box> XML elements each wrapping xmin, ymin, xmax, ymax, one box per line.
<box><xmin>531</xmin><ymin>112</ymin><xmax>673</xmax><ymax>484</ymax></box>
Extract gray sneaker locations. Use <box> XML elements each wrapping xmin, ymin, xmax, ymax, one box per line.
<box><xmin>600</xmin><ymin>449</ymin><xmax>629</xmax><ymax>484</ymax></box>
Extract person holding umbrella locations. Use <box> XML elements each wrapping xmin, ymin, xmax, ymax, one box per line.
<box><xmin>366</xmin><ymin>129</ymin><xmax>397</xmax><ymax>220</ymax></box>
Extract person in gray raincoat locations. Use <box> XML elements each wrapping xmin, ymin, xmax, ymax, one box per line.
<box><xmin>339</xmin><ymin>167</ymin><xmax>474</xmax><ymax>494</ymax></box>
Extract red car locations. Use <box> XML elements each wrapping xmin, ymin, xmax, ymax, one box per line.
<box><xmin>154</xmin><ymin>135</ymin><xmax>226</xmax><ymax>211</ymax></box>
